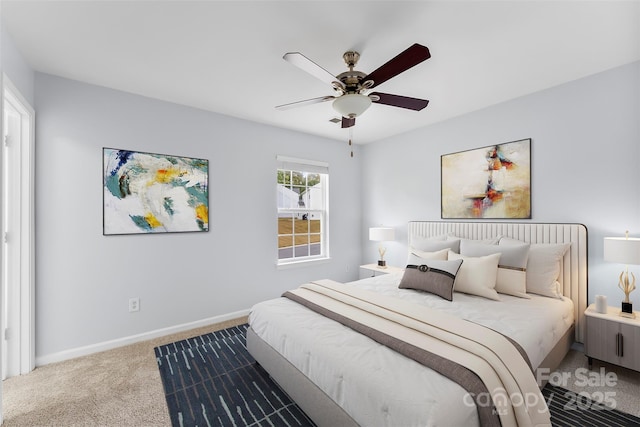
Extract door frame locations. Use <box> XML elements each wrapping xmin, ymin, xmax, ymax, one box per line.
<box><xmin>2</xmin><ymin>73</ymin><xmax>35</xmax><ymax>378</ymax></box>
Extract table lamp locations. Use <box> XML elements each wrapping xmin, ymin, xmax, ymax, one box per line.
<box><xmin>604</xmin><ymin>232</ymin><xmax>640</xmax><ymax>318</ymax></box>
<box><xmin>369</xmin><ymin>227</ymin><xmax>395</xmax><ymax>268</ymax></box>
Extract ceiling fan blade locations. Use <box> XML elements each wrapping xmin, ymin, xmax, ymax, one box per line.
<box><xmin>275</xmin><ymin>95</ymin><xmax>335</xmax><ymax>111</ymax></box>
<box><xmin>364</xmin><ymin>43</ymin><xmax>431</xmax><ymax>89</ymax></box>
<box><xmin>341</xmin><ymin>116</ymin><xmax>356</xmax><ymax>128</ymax></box>
<box><xmin>370</xmin><ymin>92</ymin><xmax>429</xmax><ymax>111</ymax></box>
<box><xmin>283</xmin><ymin>52</ymin><xmax>345</xmax><ymax>89</ymax></box>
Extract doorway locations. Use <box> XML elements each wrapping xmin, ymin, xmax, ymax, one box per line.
<box><xmin>1</xmin><ymin>75</ymin><xmax>35</xmax><ymax>381</ymax></box>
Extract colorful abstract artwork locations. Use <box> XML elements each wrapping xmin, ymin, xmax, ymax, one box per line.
<box><xmin>441</xmin><ymin>139</ymin><xmax>531</xmax><ymax>219</ymax></box>
<box><xmin>103</xmin><ymin>148</ymin><xmax>209</xmax><ymax>235</ymax></box>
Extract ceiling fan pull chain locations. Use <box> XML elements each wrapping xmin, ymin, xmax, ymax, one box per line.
<box><xmin>349</xmin><ymin>127</ymin><xmax>354</xmax><ymax>158</ymax></box>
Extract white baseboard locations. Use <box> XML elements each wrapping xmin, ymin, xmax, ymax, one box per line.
<box><xmin>35</xmin><ymin>309</ymin><xmax>251</xmax><ymax>367</ymax></box>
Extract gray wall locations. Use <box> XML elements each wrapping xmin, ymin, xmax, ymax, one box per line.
<box><xmin>1</xmin><ymin>25</ymin><xmax>35</xmax><ymax>105</ymax></box>
<box><xmin>34</xmin><ymin>73</ymin><xmax>362</xmax><ymax>360</ymax></box>
<box><xmin>361</xmin><ymin>61</ymin><xmax>640</xmax><ymax>310</ymax></box>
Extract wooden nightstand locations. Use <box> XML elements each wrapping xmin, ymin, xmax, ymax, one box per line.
<box><xmin>359</xmin><ymin>264</ymin><xmax>404</xmax><ymax>280</ymax></box>
<box><xmin>585</xmin><ymin>304</ymin><xmax>640</xmax><ymax>372</ymax></box>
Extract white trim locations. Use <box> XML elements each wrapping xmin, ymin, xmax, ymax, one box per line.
<box><xmin>35</xmin><ymin>309</ymin><xmax>251</xmax><ymax>366</ymax></box>
<box><xmin>277</xmin><ymin>166</ymin><xmax>329</xmax><ymax>265</ymax></box>
<box><xmin>277</xmin><ymin>257</ymin><xmax>332</xmax><ymax>270</ymax></box>
<box><xmin>2</xmin><ymin>74</ymin><xmax>35</xmax><ymax>376</ymax></box>
<box><xmin>0</xmin><ymin>71</ymin><xmax>4</xmax><ymax>426</ymax></box>
<box><xmin>276</xmin><ymin>154</ymin><xmax>329</xmax><ymax>170</ymax></box>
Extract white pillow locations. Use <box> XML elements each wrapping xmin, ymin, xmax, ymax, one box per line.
<box><xmin>525</xmin><ymin>243</ymin><xmax>571</xmax><ymax>298</ymax></box>
<box><xmin>496</xmin><ymin>269</ymin><xmax>531</xmax><ymax>299</ymax></box>
<box><xmin>448</xmin><ymin>251</ymin><xmax>501</xmax><ymax>301</ymax></box>
<box><xmin>408</xmin><ymin>248</ymin><xmax>449</xmax><ymax>263</ymax></box>
<box><xmin>460</xmin><ymin>240</ymin><xmax>531</xmax><ymax>299</ymax></box>
<box><xmin>410</xmin><ymin>235</ymin><xmax>460</xmax><ymax>253</ymax></box>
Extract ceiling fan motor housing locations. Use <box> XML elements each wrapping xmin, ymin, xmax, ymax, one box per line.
<box><xmin>337</xmin><ymin>70</ymin><xmax>368</xmax><ymax>93</ymax></box>
<box><xmin>337</xmin><ymin>51</ymin><xmax>371</xmax><ymax>94</ymax></box>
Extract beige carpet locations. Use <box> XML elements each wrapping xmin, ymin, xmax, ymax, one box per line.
<box><xmin>553</xmin><ymin>347</ymin><xmax>640</xmax><ymax>417</ymax></box>
<box><xmin>3</xmin><ymin>319</ymin><xmax>639</xmax><ymax>426</ymax></box>
<box><xmin>2</xmin><ymin>317</ymin><xmax>247</xmax><ymax>427</ymax></box>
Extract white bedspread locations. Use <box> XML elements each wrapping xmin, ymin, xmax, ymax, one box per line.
<box><xmin>249</xmin><ymin>272</ymin><xmax>574</xmax><ymax>427</ymax></box>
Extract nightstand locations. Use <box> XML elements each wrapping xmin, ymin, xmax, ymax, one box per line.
<box><xmin>585</xmin><ymin>304</ymin><xmax>640</xmax><ymax>372</ymax></box>
<box><xmin>359</xmin><ymin>264</ymin><xmax>404</xmax><ymax>280</ymax></box>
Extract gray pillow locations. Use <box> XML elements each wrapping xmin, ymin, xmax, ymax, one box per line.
<box><xmin>460</xmin><ymin>239</ymin><xmax>530</xmax><ymax>298</ymax></box>
<box><xmin>449</xmin><ymin>236</ymin><xmax>501</xmax><ymax>245</ymax></box>
<box><xmin>399</xmin><ymin>259</ymin><xmax>463</xmax><ymax>301</ymax></box>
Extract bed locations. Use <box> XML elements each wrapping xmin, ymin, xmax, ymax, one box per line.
<box><xmin>248</xmin><ymin>222</ymin><xmax>588</xmax><ymax>427</ymax></box>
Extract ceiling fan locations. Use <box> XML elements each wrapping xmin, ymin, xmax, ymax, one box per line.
<box><xmin>275</xmin><ymin>43</ymin><xmax>431</xmax><ymax>129</ymax></box>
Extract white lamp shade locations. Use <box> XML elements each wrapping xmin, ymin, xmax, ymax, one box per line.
<box><xmin>604</xmin><ymin>237</ymin><xmax>640</xmax><ymax>265</ymax></box>
<box><xmin>369</xmin><ymin>227</ymin><xmax>395</xmax><ymax>242</ymax></box>
<box><xmin>332</xmin><ymin>94</ymin><xmax>372</xmax><ymax>117</ymax></box>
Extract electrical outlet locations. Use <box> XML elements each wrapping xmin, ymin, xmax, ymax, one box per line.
<box><xmin>129</xmin><ymin>297</ymin><xmax>140</xmax><ymax>312</ymax></box>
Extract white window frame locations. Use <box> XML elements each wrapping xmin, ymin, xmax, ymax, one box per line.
<box><xmin>277</xmin><ymin>155</ymin><xmax>329</xmax><ymax>267</ymax></box>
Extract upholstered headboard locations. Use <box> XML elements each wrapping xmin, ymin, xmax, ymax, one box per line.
<box><xmin>408</xmin><ymin>221</ymin><xmax>588</xmax><ymax>343</ymax></box>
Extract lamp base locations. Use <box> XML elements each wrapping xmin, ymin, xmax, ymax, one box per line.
<box><xmin>619</xmin><ymin>302</ymin><xmax>636</xmax><ymax>319</ymax></box>
<box><xmin>377</xmin><ymin>260</ymin><xmax>387</xmax><ymax>268</ymax></box>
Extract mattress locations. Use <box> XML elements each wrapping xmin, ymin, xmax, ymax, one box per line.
<box><xmin>249</xmin><ymin>272</ymin><xmax>574</xmax><ymax>427</ymax></box>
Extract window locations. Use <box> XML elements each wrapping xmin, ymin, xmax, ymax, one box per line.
<box><xmin>277</xmin><ymin>156</ymin><xmax>329</xmax><ymax>264</ymax></box>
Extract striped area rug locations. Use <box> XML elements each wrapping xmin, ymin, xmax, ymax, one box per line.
<box><xmin>156</xmin><ymin>324</ymin><xmax>640</xmax><ymax>427</ymax></box>
<box><xmin>542</xmin><ymin>383</ymin><xmax>640</xmax><ymax>427</ymax></box>
<box><xmin>154</xmin><ymin>324</ymin><xmax>314</xmax><ymax>426</ymax></box>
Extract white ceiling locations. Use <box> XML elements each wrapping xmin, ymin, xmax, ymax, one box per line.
<box><xmin>2</xmin><ymin>1</ymin><xmax>639</xmax><ymax>144</ymax></box>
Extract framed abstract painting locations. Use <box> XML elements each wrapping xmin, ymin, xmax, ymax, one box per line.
<box><xmin>441</xmin><ymin>139</ymin><xmax>531</xmax><ymax>219</ymax></box>
<box><xmin>103</xmin><ymin>148</ymin><xmax>209</xmax><ymax>235</ymax></box>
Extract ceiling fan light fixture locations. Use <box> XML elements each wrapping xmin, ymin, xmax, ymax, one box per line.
<box><xmin>332</xmin><ymin>93</ymin><xmax>372</xmax><ymax>118</ymax></box>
